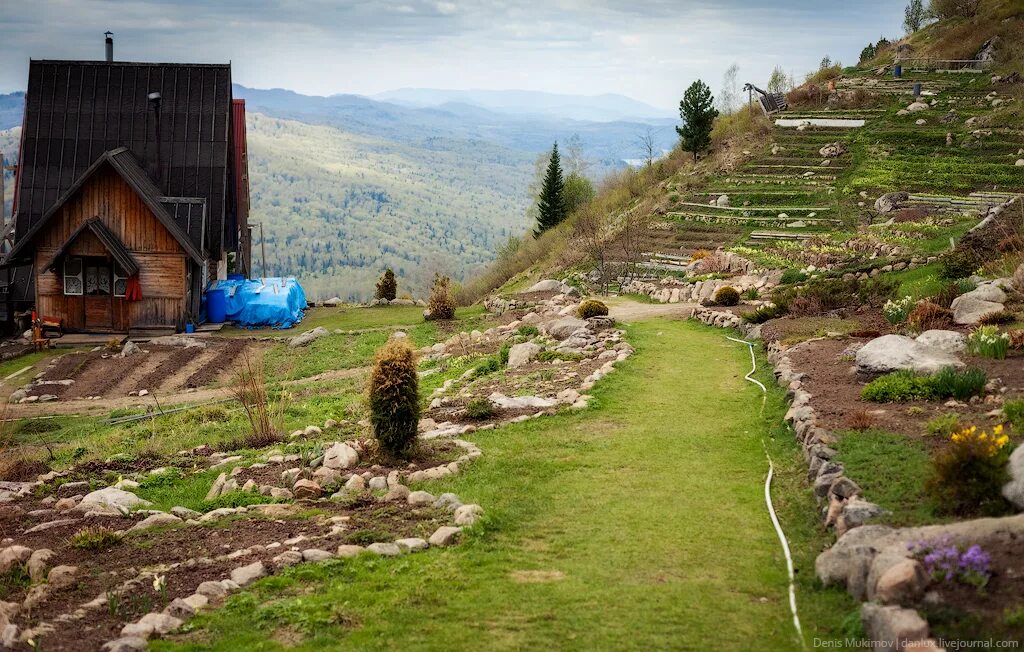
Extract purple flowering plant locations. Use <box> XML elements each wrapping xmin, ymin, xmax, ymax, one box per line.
<box><xmin>907</xmin><ymin>536</ymin><xmax>991</xmax><ymax>591</ymax></box>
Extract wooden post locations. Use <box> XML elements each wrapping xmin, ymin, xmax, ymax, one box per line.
<box><xmin>259</xmin><ymin>222</ymin><xmax>267</xmax><ymax>280</ymax></box>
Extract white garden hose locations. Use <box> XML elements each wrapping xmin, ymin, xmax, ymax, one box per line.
<box><xmin>726</xmin><ymin>336</ymin><xmax>804</xmax><ymax>647</ymax></box>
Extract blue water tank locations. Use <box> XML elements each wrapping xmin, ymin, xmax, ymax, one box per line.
<box><xmin>206</xmin><ymin>288</ymin><xmax>227</xmax><ymax>323</ymax></box>
<box><xmin>227</xmin><ymin>273</ymin><xmax>245</xmax><ymax>282</ymax></box>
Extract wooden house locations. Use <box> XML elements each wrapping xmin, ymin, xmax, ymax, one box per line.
<box><xmin>1</xmin><ymin>51</ymin><xmax>251</xmax><ymax>334</ymax></box>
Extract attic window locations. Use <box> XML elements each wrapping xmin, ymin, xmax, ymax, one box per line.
<box><xmin>64</xmin><ymin>257</ymin><xmax>83</xmax><ymax>296</ymax></box>
<box><xmin>113</xmin><ymin>264</ymin><xmax>128</xmax><ymax>298</ymax></box>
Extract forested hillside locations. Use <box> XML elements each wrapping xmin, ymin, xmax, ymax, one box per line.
<box><xmin>246</xmin><ymin>112</ymin><xmax>533</xmax><ymax>300</ymax></box>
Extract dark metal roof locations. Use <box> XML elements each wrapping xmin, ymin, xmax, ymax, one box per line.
<box><xmin>14</xmin><ymin>59</ymin><xmax>233</xmax><ymax>257</ymax></box>
<box><xmin>7</xmin><ymin>147</ymin><xmax>206</xmax><ymax>264</ymax></box>
<box><xmin>41</xmin><ymin>216</ymin><xmax>139</xmax><ymax>276</ymax></box>
<box><xmin>160</xmin><ymin>196</ymin><xmax>207</xmax><ymax>252</ymax></box>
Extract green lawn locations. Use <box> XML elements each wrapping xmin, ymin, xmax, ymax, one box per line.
<box><xmin>157</xmin><ymin>319</ymin><xmax>854</xmax><ymax>651</ymax></box>
<box><xmin>221</xmin><ymin>305</ymin><xmax>486</xmax><ymax>337</ymax></box>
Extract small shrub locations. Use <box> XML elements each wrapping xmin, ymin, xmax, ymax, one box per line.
<box><xmin>788</xmin><ymin>296</ymin><xmax>823</xmax><ymax>317</ymax></box>
<box><xmin>967</xmin><ymin>325</ymin><xmax>1010</xmax><ymax>360</ymax></box>
<box><xmin>472</xmin><ymin>357</ymin><xmax>502</xmax><ymax>378</ymax></box>
<box><xmin>1011</xmin><ymin>330</ymin><xmax>1024</xmax><ymax>350</ymax></box>
<box><xmin>939</xmin><ymin>248</ymin><xmax>981</xmax><ymax>280</ymax></box>
<box><xmin>780</xmin><ymin>269</ymin><xmax>808</xmax><ymax>285</ymax></box>
<box><xmin>1004</xmin><ymin>399</ymin><xmax>1024</xmax><ymax>429</ymax></box>
<box><xmin>934</xmin><ymin>280</ymin><xmax>974</xmax><ymax>308</ymax></box>
<box><xmin>862</xmin><ymin>367</ymin><xmax>986</xmax><ymax>403</ymax></box>
<box><xmin>908</xmin><ymin>538</ymin><xmax>991</xmax><ymax>590</ymax></box>
<box><xmin>375</xmin><ymin>268</ymin><xmax>397</xmax><ymax>302</ymax></box>
<box><xmin>425</xmin><ymin>274</ymin><xmax>456</xmax><ymax>321</ymax></box>
<box><xmin>70</xmin><ymin>526</ymin><xmax>122</xmax><ymax>550</ymax></box>
<box><xmin>882</xmin><ymin>296</ymin><xmax>914</xmax><ymax>325</ymax></box>
<box><xmin>930</xmin><ymin>366</ymin><xmax>987</xmax><ymax>401</ymax></box>
<box><xmin>907</xmin><ymin>301</ymin><xmax>952</xmax><ymax>331</ymax></box>
<box><xmin>497</xmin><ymin>342</ymin><xmax>511</xmax><ymax>366</ymax></box>
<box><xmin>463</xmin><ymin>398</ymin><xmax>496</xmax><ymax>420</ymax></box>
<box><xmin>229</xmin><ymin>349</ymin><xmax>288</xmax><ymax>444</ymax></box>
<box><xmin>367</xmin><ymin>340</ymin><xmax>420</xmax><ymax>458</ymax></box>
<box><xmin>926</xmin><ymin>425</ymin><xmax>1010</xmax><ymax>517</ymax></box>
<box><xmin>577</xmin><ymin>299</ymin><xmax>609</xmax><ymax>319</ymax></box>
<box><xmin>926</xmin><ymin>413</ymin><xmax>961</xmax><ymax>437</ymax></box>
<box><xmin>845</xmin><ymin>410</ymin><xmax>875</xmax><ymax>431</ymax></box>
<box><xmin>713</xmin><ymin>286</ymin><xmax>740</xmax><ymax>306</ymax></box>
<box><xmin>862</xmin><ymin>370</ymin><xmax>935</xmax><ymax>403</ymax></box>
<box><xmin>742</xmin><ymin>287</ymin><xmax>758</xmax><ymax>300</ymax></box>
<box><xmin>138</xmin><ymin>468</ymin><xmax>185</xmax><ymax>489</ymax></box>
<box><xmin>346</xmin><ymin>529</ymin><xmax>393</xmax><ymax>545</ymax></box>
<box><xmin>743</xmin><ymin>303</ymin><xmax>786</xmax><ymax>324</ymax></box>
<box><xmin>201</xmin><ymin>491</ymin><xmax>282</xmax><ymax>512</ymax></box>
<box><xmin>516</xmin><ymin>325</ymin><xmax>540</xmax><ymax>338</ymax></box>
<box><xmin>978</xmin><ymin>310</ymin><xmax>1017</xmax><ymax>326</ymax></box>
<box><xmin>690</xmin><ymin>249</ymin><xmax>711</xmax><ymax>261</ymax></box>
<box><xmin>0</xmin><ymin>563</ymin><xmax>31</xmax><ymax>600</ymax></box>
<box><xmin>538</xmin><ymin>350</ymin><xmax>585</xmax><ymax>362</ymax></box>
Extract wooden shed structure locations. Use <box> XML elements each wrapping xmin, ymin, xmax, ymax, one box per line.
<box><xmin>1</xmin><ymin>56</ymin><xmax>251</xmax><ymax>334</ymax></box>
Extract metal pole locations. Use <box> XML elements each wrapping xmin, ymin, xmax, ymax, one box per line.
<box><xmin>260</xmin><ymin>222</ymin><xmax>267</xmax><ymax>280</ymax></box>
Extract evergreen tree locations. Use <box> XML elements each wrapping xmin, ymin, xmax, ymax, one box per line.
<box><xmin>534</xmin><ymin>143</ymin><xmax>567</xmax><ymax>236</ymax></box>
<box><xmin>675</xmin><ymin>80</ymin><xmax>719</xmax><ymax>163</ymax></box>
<box><xmin>375</xmin><ymin>267</ymin><xmax>397</xmax><ymax>301</ymax></box>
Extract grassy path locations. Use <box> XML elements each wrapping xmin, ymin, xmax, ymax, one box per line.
<box><xmin>159</xmin><ymin>318</ymin><xmax>850</xmax><ymax>651</ymax></box>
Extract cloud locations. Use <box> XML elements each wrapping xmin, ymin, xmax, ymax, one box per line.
<box><xmin>0</xmin><ymin>0</ymin><xmax>905</xmax><ymax>108</ymax></box>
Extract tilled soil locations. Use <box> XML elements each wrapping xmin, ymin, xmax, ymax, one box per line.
<box><xmin>787</xmin><ymin>337</ymin><xmax>1024</xmax><ymax>440</ymax></box>
<box><xmin>25</xmin><ymin>339</ymin><xmax>251</xmax><ymax>402</ymax></box>
<box><xmin>3</xmin><ymin>496</ymin><xmax>448</xmax><ymax>651</ymax></box>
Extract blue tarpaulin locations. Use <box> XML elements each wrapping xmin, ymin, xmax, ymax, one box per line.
<box><xmin>204</xmin><ymin>277</ymin><xmax>307</xmax><ymax>329</ymax></box>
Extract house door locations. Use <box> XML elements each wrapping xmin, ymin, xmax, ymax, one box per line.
<box><xmin>83</xmin><ymin>260</ymin><xmax>113</xmax><ymax>331</ymax></box>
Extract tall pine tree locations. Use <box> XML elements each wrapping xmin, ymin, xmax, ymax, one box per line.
<box><xmin>676</xmin><ymin>80</ymin><xmax>719</xmax><ymax>162</ymax></box>
<box><xmin>534</xmin><ymin>143</ymin><xmax>566</xmax><ymax>236</ymax></box>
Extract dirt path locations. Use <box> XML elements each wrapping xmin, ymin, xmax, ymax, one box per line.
<box><xmin>604</xmin><ymin>296</ymin><xmax>697</xmax><ymax>322</ymax></box>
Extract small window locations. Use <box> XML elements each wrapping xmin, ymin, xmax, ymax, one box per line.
<box><xmin>85</xmin><ymin>262</ymin><xmax>112</xmax><ymax>296</ymax></box>
<box><xmin>64</xmin><ymin>257</ymin><xmax>83</xmax><ymax>296</ymax></box>
<box><xmin>113</xmin><ymin>264</ymin><xmax>128</xmax><ymax>298</ymax></box>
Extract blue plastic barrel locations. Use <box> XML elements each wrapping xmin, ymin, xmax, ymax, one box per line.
<box><xmin>227</xmin><ymin>273</ymin><xmax>245</xmax><ymax>282</ymax></box>
<box><xmin>893</xmin><ymin>64</ymin><xmax>902</xmax><ymax>78</ymax></box>
<box><xmin>206</xmin><ymin>288</ymin><xmax>227</xmax><ymax>323</ymax></box>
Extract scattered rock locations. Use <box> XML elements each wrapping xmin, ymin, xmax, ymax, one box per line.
<box><xmin>855</xmin><ymin>334</ymin><xmax>963</xmax><ymax>376</ymax></box>
<box><xmin>336</xmin><ymin>545</ymin><xmax>364</xmax><ymax>558</ymax></box>
<box><xmin>507</xmin><ymin>342</ymin><xmax>541</xmax><ymax>369</ymax></box>
<box><xmin>129</xmin><ymin>512</ymin><xmax>182</xmax><ymax>531</ymax></box>
<box><xmin>874</xmin><ymin>191</ymin><xmax>909</xmax><ymax>213</ymax></box>
<box><xmin>230</xmin><ymin>561</ymin><xmax>267</xmax><ymax>587</ymax></box>
<box><xmin>366</xmin><ymin>542</ymin><xmax>402</xmax><ymax>556</ymax></box>
<box><xmin>407</xmin><ymin>491</ymin><xmax>435</xmax><ymax>507</ymax></box>
<box><xmin>292</xmin><ymin>479</ymin><xmax>323</xmax><ymax>500</ymax></box>
<box><xmin>289</xmin><ymin>327</ymin><xmax>330</xmax><ymax>348</ymax></box>
<box><xmin>428</xmin><ymin>526</ymin><xmax>462</xmax><ymax>547</ymax></box>
<box><xmin>914</xmin><ymin>330</ymin><xmax>966</xmax><ymax>354</ymax></box>
<box><xmin>322</xmin><ymin>442</ymin><xmax>359</xmax><ymax>470</ymax></box>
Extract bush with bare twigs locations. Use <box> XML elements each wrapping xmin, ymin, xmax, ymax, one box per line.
<box><xmin>367</xmin><ymin>340</ymin><xmax>420</xmax><ymax>458</ymax></box>
<box><xmin>845</xmin><ymin>410</ymin><xmax>876</xmax><ymax>431</ymax></box>
<box><xmin>227</xmin><ymin>349</ymin><xmax>288</xmax><ymax>449</ymax></box>
<box><xmin>426</xmin><ymin>274</ymin><xmax>456</xmax><ymax>321</ymax></box>
<box><xmin>908</xmin><ymin>301</ymin><xmax>954</xmax><ymax>332</ymax></box>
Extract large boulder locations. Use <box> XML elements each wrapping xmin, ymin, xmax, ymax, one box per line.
<box><xmin>950</xmin><ymin>295</ymin><xmax>1003</xmax><ymax>325</ymax></box>
<box><xmin>525</xmin><ymin>279</ymin><xmax>571</xmax><ymax>294</ymax></box>
<box><xmin>1002</xmin><ymin>444</ymin><xmax>1024</xmax><ymax>510</ymax></box>
<box><xmin>507</xmin><ymin>342</ymin><xmax>541</xmax><ymax>369</ymax></box>
<box><xmin>75</xmin><ymin>487</ymin><xmax>152</xmax><ymax>515</ymax></box>
<box><xmin>819</xmin><ymin>142</ymin><xmax>848</xmax><ymax>158</ymax></box>
<box><xmin>874</xmin><ymin>191</ymin><xmax>909</xmax><ymax>213</ymax></box>
<box><xmin>855</xmin><ymin>334</ymin><xmax>963</xmax><ymax>376</ymax></box>
<box><xmin>322</xmin><ymin>442</ymin><xmax>359</xmax><ymax>470</ymax></box>
<box><xmin>546</xmin><ymin>317</ymin><xmax>588</xmax><ymax>340</ymax></box>
<box><xmin>914</xmin><ymin>330</ymin><xmax>966</xmax><ymax>354</ymax></box>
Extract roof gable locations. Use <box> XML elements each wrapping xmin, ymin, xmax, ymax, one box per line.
<box><xmin>41</xmin><ymin>217</ymin><xmax>139</xmax><ymax>276</ymax></box>
<box><xmin>6</xmin><ymin>148</ymin><xmax>205</xmax><ymax>265</ymax></box>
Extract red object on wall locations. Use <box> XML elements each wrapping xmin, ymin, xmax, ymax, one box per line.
<box><xmin>125</xmin><ymin>274</ymin><xmax>143</xmax><ymax>301</ymax></box>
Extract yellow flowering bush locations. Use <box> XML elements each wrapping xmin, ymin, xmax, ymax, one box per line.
<box><xmin>927</xmin><ymin>424</ymin><xmax>1012</xmax><ymax>516</ymax></box>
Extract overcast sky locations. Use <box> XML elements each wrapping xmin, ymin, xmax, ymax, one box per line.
<box><xmin>0</xmin><ymin>0</ymin><xmax>904</xmax><ymax>110</ymax></box>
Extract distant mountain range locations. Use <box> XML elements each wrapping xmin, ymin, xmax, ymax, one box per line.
<box><xmin>0</xmin><ymin>86</ymin><xmax>678</xmax><ymax>300</ymax></box>
<box><xmin>371</xmin><ymin>88</ymin><xmax>676</xmax><ymax>123</ymax></box>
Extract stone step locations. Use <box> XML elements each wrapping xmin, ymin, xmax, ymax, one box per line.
<box><xmin>674</xmin><ymin>201</ymin><xmax>830</xmax><ymax>212</ymax></box>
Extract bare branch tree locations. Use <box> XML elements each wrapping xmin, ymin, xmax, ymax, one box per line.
<box><xmin>637</xmin><ymin>128</ymin><xmax>656</xmax><ymax>168</ymax></box>
<box><xmin>618</xmin><ymin>208</ymin><xmax>651</xmax><ymax>285</ymax></box>
<box><xmin>573</xmin><ymin>205</ymin><xmax>613</xmax><ymax>295</ymax></box>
